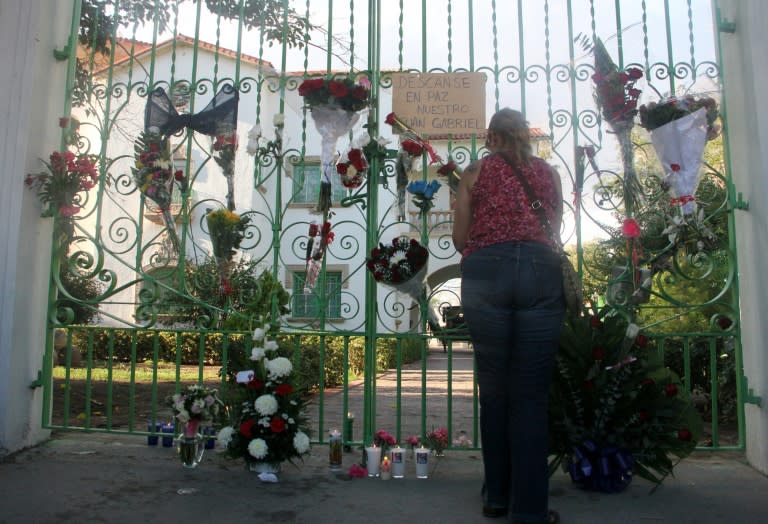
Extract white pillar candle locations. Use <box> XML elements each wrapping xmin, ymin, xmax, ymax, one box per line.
<box><xmin>390</xmin><ymin>446</ymin><xmax>406</xmax><ymax>478</ymax></box>
<box><xmin>365</xmin><ymin>445</ymin><xmax>382</xmax><ymax>477</ymax></box>
<box><xmin>415</xmin><ymin>446</ymin><xmax>429</xmax><ymax>479</ymax></box>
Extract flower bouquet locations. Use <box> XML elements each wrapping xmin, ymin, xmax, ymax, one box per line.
<box><xmin>206</xmin><ymin>208</ymin><xmax>250</xmax><ymax>294</ymax></box>
<box><xmin>548</xmin><ymin>305</ymin><xmax>703</xmax><ymax>492</ymax></box>
<box><xmin>580</xmin><ymin>35</ymin><xmax>644</xmax><ymax>213</ymax></box>
<box><xmin>426</xmin><ymin>427</ymin><xmax>449</xmax><ymax>456</ymax></box>
<box><xmin>336</xmin><ymin>147</ymin><xmax>368</xmax><ymax>189</ymax></box>
<box><xmin>373</xmin><ymin>429</ymin><xmax>396</xmax><ymax>458</ymax></box>
<box><xmin>407</xmin><ymin>179</ymin><xmax>442</xmax><ymax>217</ymax></box>
<box><xmin>212</xmin><ymin>131</ymin><xmax>238</xmax><ymax>211</ymax></box>
<box><xmin>166</xmin><ymin>384</ymin><xmax>223</xmax><ymax>468</ymax></box>
<box><xmin>25</xmin><ymin>149</ymin><xmax>98</xmax><ymax>244</ymax></box>
<box><xmin>217</xmin><ymin>326</ymin><xmax>311</xmax><ymax>475</ymax></box>
<box><xmin>639</xmin><ymin>95</ymin><xmax>719</xmax><ymax>215</ymax></box>
<box><xmin>298</xmin><ymin>76</ymin><xmax>371</xmax><ymax>213</ymax></box>
<box><xmin>366</xmin><ymin>237</ymin><xmax>429</xmax><ymax>302</ymax></box>
<box><xmin>132</xmin><ymin>129</ymin><xmax>183</xmax><ymax>252</ymax></box>
<box><xmin>304</xmin><ymin>220</ymin><xmax>334</xmax><ymax>293</ymax></box>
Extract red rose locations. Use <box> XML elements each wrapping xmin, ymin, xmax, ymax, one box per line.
<box><xmin>247</xmin><ymin>378</ymin><xmax>263</xmax><ymax>390</ymax></box>
<box><xmin>622</xmin><ymin>218</ymin><xmax>642</xmax><ymax>239</ymax></box>
<box><xmin>677</xmin><ymin>428</ymin><xmax>692</xmax><ymax>441</ymax></box>
<box><xmin>308</xmin><ymin>222</ymin><xmax>319</xmax><ymax>236</ymax></box>
<box><xmin>582</xmin><ymin>380</ymin><xmax>595</xmax><ymax>392</ymax></box>
<box><xmin>401</xmin><ymin>139</ymin><xmax>423</xmax><ymax>156</ymax></box>
<box><xmin>638</xmin><ymin>409</ymin><xmax>650</xmax><ymax>422</ymax></box>
<box><xmin>635</xmin><ymin>334</ymin><xmax>649</xmax><ymax>348</ymax></box>
<box><xmin>336</xmin><ymin>162</ymin><xmax>348</xmax><ymax>175</ymax></box>
<box><xmin>239</xmin><ymin>419</ymin><xmax>257</xmax><ymax>436</ymax></box>
<box><xmin>592</xmin><ymin>347</ymin><xmax>606</xmax><ymax>361</ymax></box>
<box><xmin>270</xmin><ymin>417</ymin><xmax>287</xmax><ymax>433</ymax></box>
<box><xmin>351</xmin><ymin>85</ymin><xmax>368</xmax><ymax>100</ymax></box>
<box><xmin>664</xmin><ymin>384</ymin><xmax>678</xmax><ymax>397</ymax></box>
<box><xmin>174</xmin><ymin>170</ymin><xmax>184</xmax><ymax>181</ymax></box>
<box><xmin>590</xmin><ymin>316</ymin><xmax>603</xmax><ymax>329</ymax></box>
<box><xmin>641</xmin><ymin>378</ymin><xmax>655</xmax><ymax>388</ymax></box>
<box><xmin>328</xmin><ymin>80</ymin><xmax>349</xmax><ymax>98</ymax></box>
<box><xmin>437</xmin><ymin>161</ymin><xmax>456</xmax><ymax>175</ymax></box>
<box><xmin>670</xmin><ymin>163</ymin><xmax>681</xmax><ymax>172</ymax></box>
<box><xmin>274</xmin><ymin>383</ymin><xmax>293</xmax><ymax>396</ymax></box>
<box><xmin>385</xmin><ymin>112</ymin><xmax>397</xmax><ymax>125</ymax></box>
<box><xmin>627</xmin><ymin>68</ymin><xmax>643</xmax><ymax>80</ymax></box>
<box><xmin>298</xmin><ymin>78</ymin><xmax>325</xmax><ymax>96</ymax></box>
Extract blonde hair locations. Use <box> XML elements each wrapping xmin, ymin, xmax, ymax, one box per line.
<box><xmin>488</xmin><ymin>108</ymin><xmax>532</xmax><ymax>166</ymax></box>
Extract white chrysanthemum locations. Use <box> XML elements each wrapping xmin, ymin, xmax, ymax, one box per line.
<box><xmin>273</xmin><ymin>113</ymin><xmax>285</xmax><ymax>127</ymax></box>
<box><xmin>293</xmin><ymin>431</ymin><xmax>310</xmax><ymax>454</ymax></box>
<box><xmin>266</xmin><ymin>357</ymin><xmax>293</xmax><ymax>380</ymax></box>
<box><xmin>281</xmin><ymin>413</ymin><xmax>288</xmax><ymax>419</ymax></box>
<box><xmin>250</xmin><ymin>346</ymin><xmax>265</xmax><ymax>361</ymax></box>
<box><xmin>248</xmin><ymin>438</ymin><xmax>268</xmax><ymax>459</ymax></box>
<box><xmin>254</xmin><ymin>394</ymin><xmax>278</xmax><ymax>416</ymax></box>
<box><xmin>252</xmin><ymin>327</ymin><xmax>266</xmax><ymax>341</ymax></box>
<box><xmin>288</xmin><ymin>418</ymin><xmax>295</xmax><ymax>424</ymax></box>
<box><xmin>260</xmin><ymin>417</ymin><xmax>271</xmax><ymax>427</ymax></box>
<box><xmin>290</xmin><ymin>400</ymin><xmax>298</xmax><ymax>406</ymax></box>
<box><xmin>246</xmin><ymin>139</ymin><xmax>259</xmax><ymax>156</ymax></box>
<box><xmin>217</xmin><ymin>426</ymin><xmax>235</xmax><ymax>448</ymax></box>
<box><xmin>176</xmin><ymin>409</ymin><xmax>190</xmax><ymax>423</ymax></box>
<box><xmin>264</xmin><ymin>339</ymin><xmax>279</xmax><ymax>352</ymax></box>
<box><xmin>389</xmin><ymin>250</ymin><xmax>407</xmax><ymax>265</ymax></box>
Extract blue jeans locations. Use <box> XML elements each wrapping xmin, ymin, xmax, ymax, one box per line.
<box><xmin>461</xmin><ymin>241</ymin><xmax>564</xmax><ymax>523</ymax></box>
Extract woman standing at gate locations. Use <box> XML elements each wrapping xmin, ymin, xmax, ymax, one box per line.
<box><xmin>452</xmin><ymin>108</ymin><xmax>564</xmax><ymax>524</ymax></box>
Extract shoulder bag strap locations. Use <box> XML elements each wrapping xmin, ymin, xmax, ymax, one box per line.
<box><xmin>496</xmin><ymin>152</ymin><xmax>563</xmax><ymax>250</ymax></box>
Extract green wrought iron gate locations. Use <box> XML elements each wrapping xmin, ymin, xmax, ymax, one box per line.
<box><xmin>41</xmin><ymin>0</ymin><xmax>746</xmax><ymax>452</ymax></box>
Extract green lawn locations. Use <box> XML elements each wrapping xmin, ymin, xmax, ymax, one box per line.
<box><xmin>52</xmin><ymin>362</ymin><xmax>223</xmax><ymax>383</ymax></box>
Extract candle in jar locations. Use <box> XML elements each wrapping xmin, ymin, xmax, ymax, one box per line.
<box><xmin>161</xmin><ymin>422</ymin><xmax>175</xmax><ymax>447</ymax></box>
<box><xmin>415</xmin><ymin>446</ymin><xmax>429</xmax><ymax>479</ymax></box>
<box><xmin>329</xmin><ymin>428</ymin><xmax>343</xmax><ymax>470</ymax></box>
<box><xmin>390</xmin><ymin>446</ymin><xmax>405</xmax><ymax>478</ymax></box>
<box><xmin>380</xmin><ymin>455</ymin><xmax>392</xmax><ymax>480</ymax></box>
<box><xmin>365</xmin><ymin>445</ymin><xmax>382</xmax><ymax>477</ymax></box>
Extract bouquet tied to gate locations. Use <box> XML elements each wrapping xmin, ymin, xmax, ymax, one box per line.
<box><xmin>366</xmin><ymin>237</ymin><xmax>429</xmax><ymax>302</ymax></box>
<box><xmin>206</xmin><ymin>208</ymin><xmax>250</xmax><ymax>293</ymax></box>
<box><xmin>133</xmin><ymin>129</ymin><xmax>184</xmax><ymax>251</ymax></box>
<box><xmin>639</xmin><ymin>95</ymin><xmax>720</xmax><ymax>215</ymax></box>
<box><xmin>299</xmin><ymin>76</ymin><xmax>371</xmax><ymax>213</ymax></box>
<box><xmin>25</xmin><ymin>148</ymin><xmax>98</xmax><ymax>244</ymax></box>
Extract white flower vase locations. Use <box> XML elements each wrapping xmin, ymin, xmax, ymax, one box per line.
<box><xmin>310</xmin><ymin>105</ymin><xmax>361</xmax><ymax>213</ymax></box>
<box><xmin>650</xmin><ymin>108</ymin><xmax>709</xmax><ymax>215</ymax></box>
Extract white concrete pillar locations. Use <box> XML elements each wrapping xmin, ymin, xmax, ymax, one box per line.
<box><xmin>715</xmin><ymin>0</ymin><xmax>768</xmax><ymax>474</ymax></box>
<box><xmin>0</xmin><ymin>0</ymin><xmax>75</xmax><ymax>455</ymax></box>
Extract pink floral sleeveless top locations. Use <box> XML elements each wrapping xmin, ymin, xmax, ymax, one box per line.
<box><xmin>462</xmin><ymin>153</ymin><xmax>559</xmax><ymax>259</ymax></box>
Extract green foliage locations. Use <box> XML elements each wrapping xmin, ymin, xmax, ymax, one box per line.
<box><xmin>549</xmin><ymin>306</ymin><xmax>703</xmax><ymax>487</ymax></box>
<box><xmin>57</xmin><ymin>260</ymin><xmax>104</xmax><ymax>325</ymax></box>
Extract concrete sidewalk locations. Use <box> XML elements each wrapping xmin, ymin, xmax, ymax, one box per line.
<box><xmin>1</xmin><ymin>432</ymin><xmax>767</xmax><ymax>523</ymax></box>
<box><xmin>3</xmin><ymin>344</ymin><xmax>768</xmax><ymax>523</ymax></box>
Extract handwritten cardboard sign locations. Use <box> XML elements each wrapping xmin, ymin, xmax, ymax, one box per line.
<box><xmin>391</xmin><ymin>72</ymin><xmax>486</xmax><ymax>136</ymax></box>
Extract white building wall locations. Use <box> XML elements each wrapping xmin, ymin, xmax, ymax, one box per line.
<box><xmin>0</xmin><ymin>0</ymin><xmax>75</xmax><ymax>455</ymax></box>
<box><xmin>716</xmin><ymin>0</ymin><xmax>768</xmax><ymax>474</ymax></box>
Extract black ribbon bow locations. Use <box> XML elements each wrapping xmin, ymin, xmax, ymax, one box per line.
<box><xmin>144</xmin><ymin>83</ymin><xmax>239</xmax><ymax>137</ymax></box>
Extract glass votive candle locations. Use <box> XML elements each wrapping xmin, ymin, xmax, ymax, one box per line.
<box><xmin>146</xmin><ymin>421</ymin><xmax>161</xmax><ymax>446</ymax></box>
<box><xmin>415</xmin><ymin>446</ymin><xmax>429</xmax><ymax>479</ymax></box>
<box><xmin>365</xmin><ymin>445</ymin><xmax>382</xmax><ymax>477</ymax></box>
<box><xmin>390</xmin><ymin>446</ymin><xmax>405</xmax><ymax>478</ymax></box>
<box><xmin>161</xmin><ymin>422</ymin><xmax>175</xmax><ymax>447</ymax></box>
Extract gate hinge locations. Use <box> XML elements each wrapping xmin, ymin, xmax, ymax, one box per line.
<box><xmin>734</xmin><ymin>192</ymin><xmax>749</xmax><ymax>211</ymax></box>
<box><xmin>53</xmin><ymin>45</ymin><xmax>70</xmax><ymax>61</ymax></box>
<box><xmin>29</xmin><ymin>370</ymin><xmax>43</xmax><ymax>389</ymax></box>
<box><xmin>743</xmin><ymin>376</ymin><xmax>762</xmax><ymax>407</ymax></box>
